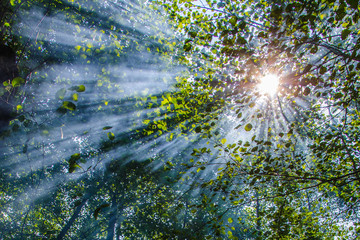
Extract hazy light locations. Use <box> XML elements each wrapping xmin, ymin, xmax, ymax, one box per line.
<box><xmin>258</xmin><ymin>74</ymin><xmax>279</xmax><ymax>96</ymax></box>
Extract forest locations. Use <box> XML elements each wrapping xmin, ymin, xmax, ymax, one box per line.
<box><xmin>0</xmin><ymin>0</ymin><xmax>359</xmax><ymax>239</ymax></box>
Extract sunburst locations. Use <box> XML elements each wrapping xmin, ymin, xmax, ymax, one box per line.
<box><xmin>258</xmin><ymin>74</ymin><xmax>280</xmax><ymax>96</ymax></box>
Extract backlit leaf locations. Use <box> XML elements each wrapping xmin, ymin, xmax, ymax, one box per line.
<box><xmin>62</xmin><ymin>101</ymin><xmax>76</xmax><ymax>111</ymax></box>
<box><xmin>244</xmin><ymin>123</ymin><xmax>252</xmax><ymax>131</ymax></box>
<box><xmin>77</xmin><ymin>85</ymin><xmax>86</xmax><ymax>92</ymax></box>
<box><xmin>229</xmin><ymin>16</ymin><xmax>237</xmax><ymax>26</ymax></box>
<box><xmin>72</xmin><ymin>93</ymin><xmax>78</xmax><ymax>101</ymax></box>
<box><xmin>107</xmin><ymin>132</ymin><xmax>115</xmax><ymax>140</ymax></box>
<box><xmin>11</xmin><ymin>77</ymin><xmax>25</xmax><ymax>87</ymax></box>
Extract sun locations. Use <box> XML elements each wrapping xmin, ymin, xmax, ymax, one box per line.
<box><xmin>258</xmin><ymin>74</ymin><xmax>280</xmax><ymax>96</ymax></box>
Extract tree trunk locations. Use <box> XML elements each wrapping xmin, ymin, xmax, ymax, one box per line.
<box><xmin>106</xmin><ymin>189</ymin><xmax>120</xmax><ymax>240</ymax></box>
<box><xmin>57</xmin><ymin>195</ymin><xmax>89</xmax><ymax>240</ymax></box>
<box><xmin>106</xmin><ymin>212</ymin><xmax>117</xmax><ymax>240</ymax></box>
<box><xmin>255</xmin><ymin>191</ymin><xmax>261</xmax><ymax>235</ymax></box>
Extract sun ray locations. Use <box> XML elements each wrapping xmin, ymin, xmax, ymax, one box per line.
<box><xmin>258</xmin><ymin>74</ymin><xmax>279</xmax><ymax>96</ymax></box>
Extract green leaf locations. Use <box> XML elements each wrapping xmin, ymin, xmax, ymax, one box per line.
<box><xmin>221</xmin><ymin>138</ymin><xmax>227</xmax><ymax>144</ymax></box>
<box><xmin>151</xmin><ymin>96</ymin><xmax>157</xmax><ymax>103</ymax></box>
<box><xmin>93</xmin><ymin>203</ymin><xmax>110</xmax><ymax>220</ymax></box>
<box><xmin>77</xmin><ymin>85</ymin><xmax>86</xmax><ymax>92</ymax></box>
<box><xmin>334</xmin><ymin>92</ymin><xmax>343</xmax><ymax>99</ymax></box>
<box><xmin>195</xmin><ymin>126</ymin><xmax>201</xmax><ymax>133</ymax></box>
<box><xmin>70</xmin><ymin>153</ymin><xmax>81</xmax><ymax>160</ymax></box>
<box><xmin>229</xmin><ymin>16</ymin><xmax>237</xmax><ymax>26</ymax></box>
<box><xmin>62</xmin><ymin>101</ymin><xmax>76</xmax><ymax>111</ymax></box>
<box><xmin>184</xmin><ymin>43</ymin><xmax>192</xmax><ymax>52</ymax></box>
<box><xmin>228</xmin><ymin>217</ymin><xmax>233</xmax><ymax>223</ymax></box>
<box><xmin>319</xmin><ymin>66</ymin><xmax>327</xmax><ymax>75</ymax></box>
<box><xmin>303</xmin><ymin>87</ymin><xmax>310</xmax><ymax>96</ymax></box>
<box><xmin>72</xmin><ymin>93</ymin><xmax>78</xmax><ymax>101</ymax></box>
<box><xmin>189</xmin><ymin>31</ymin><xmax>197</xmax><ymax>38</ymax></box>
<box><xmin>107</xmin><ymin>132</ymin><xmax>115</xmax><ymax>140</ymax></box>
<box><xmin>56</xmin><ymin>88</ymin><xmax>67</xmax><ymax>100</ymax></box>
<box><xmin>244</xmin><ymin>123</ymin><xmax>252</xmax><ymax>131</ymax></box>
<box><xmin>69</xmin><ymin>165</ymin><xmax>80</xmax><ymax>173</ymax></box>
<box><xmin>251</xmin><ymin>135</ymin><xmax>256</xmax><ymax>141</ymax></box>
<box><xmin>346</xmin><ymin>0</ymin><xmax>358</xmax><ymax>10</ymax></box>
<box><xmin>68</xmin><ymin>153</ymin><xmax>81</xmax><ymax>173</ymax></box>
<box><xmin>11</xmin><ymin>77</ymin><xmax>25</xmax><ymax>87</ymax></box>
<box><xmin>69</xmin><ymin>85</ymin><xmax>86</xmax><ymax>92</ymax></box>
<box><xmin>341</xmin><ymin>29</ymin><xmax>351</xmax><ymax>40</ymax></box>
<box><xmin>103</xmin><ymin>126</ymin><xmax>113</xmax><ymax>130</ymax></box>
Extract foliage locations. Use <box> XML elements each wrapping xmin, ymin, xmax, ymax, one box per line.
<box><xmin>1</xmin><ymin>0</ymin><xmax>360</xmax><ymax>239</ymax></box>
<box><xmin>0</xmin><ymin>0</ymin><xmax>195</xmax><ymax>239</ymax></box>
<box><xmin>155</xmin><ymin>0</ymin><xmax>360</xmax><ymax>239</ymax></box>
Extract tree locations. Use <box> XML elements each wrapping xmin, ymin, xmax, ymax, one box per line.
<box><xmin>0</xmin><ymin>0</ymin><xmax>233</xmax><ymax>238</ymax></box>
<box><xmin>2</xmin><ymin>0</ymin><xmax>360</xmax><ymax>239</ymax></box>
<box><xmin>0</xmin><ymin>0</ymin><xmax>201</xmax><ymax>239</ymax></box>
<box><xmin>155</xmin><ymin>0</ymin><xmax>360</xmax><ymax>238</ymax></box>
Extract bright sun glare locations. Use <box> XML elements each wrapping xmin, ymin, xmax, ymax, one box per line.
<box><xmin>258</xmin><ymin>74</ymin><xmax>280</xmax><ymax>96</ymax></box>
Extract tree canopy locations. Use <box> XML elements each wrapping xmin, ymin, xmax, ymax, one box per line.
<box><xmin>1</xmin><ymin>0</ymin><xmax>360</xmax><ymax>239</ymax></box>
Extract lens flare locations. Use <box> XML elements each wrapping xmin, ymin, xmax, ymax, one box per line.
<box><xmin>258</xmin><ymin>74</ymin><xmax>279</xmax><ymax>96</ymax></box>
